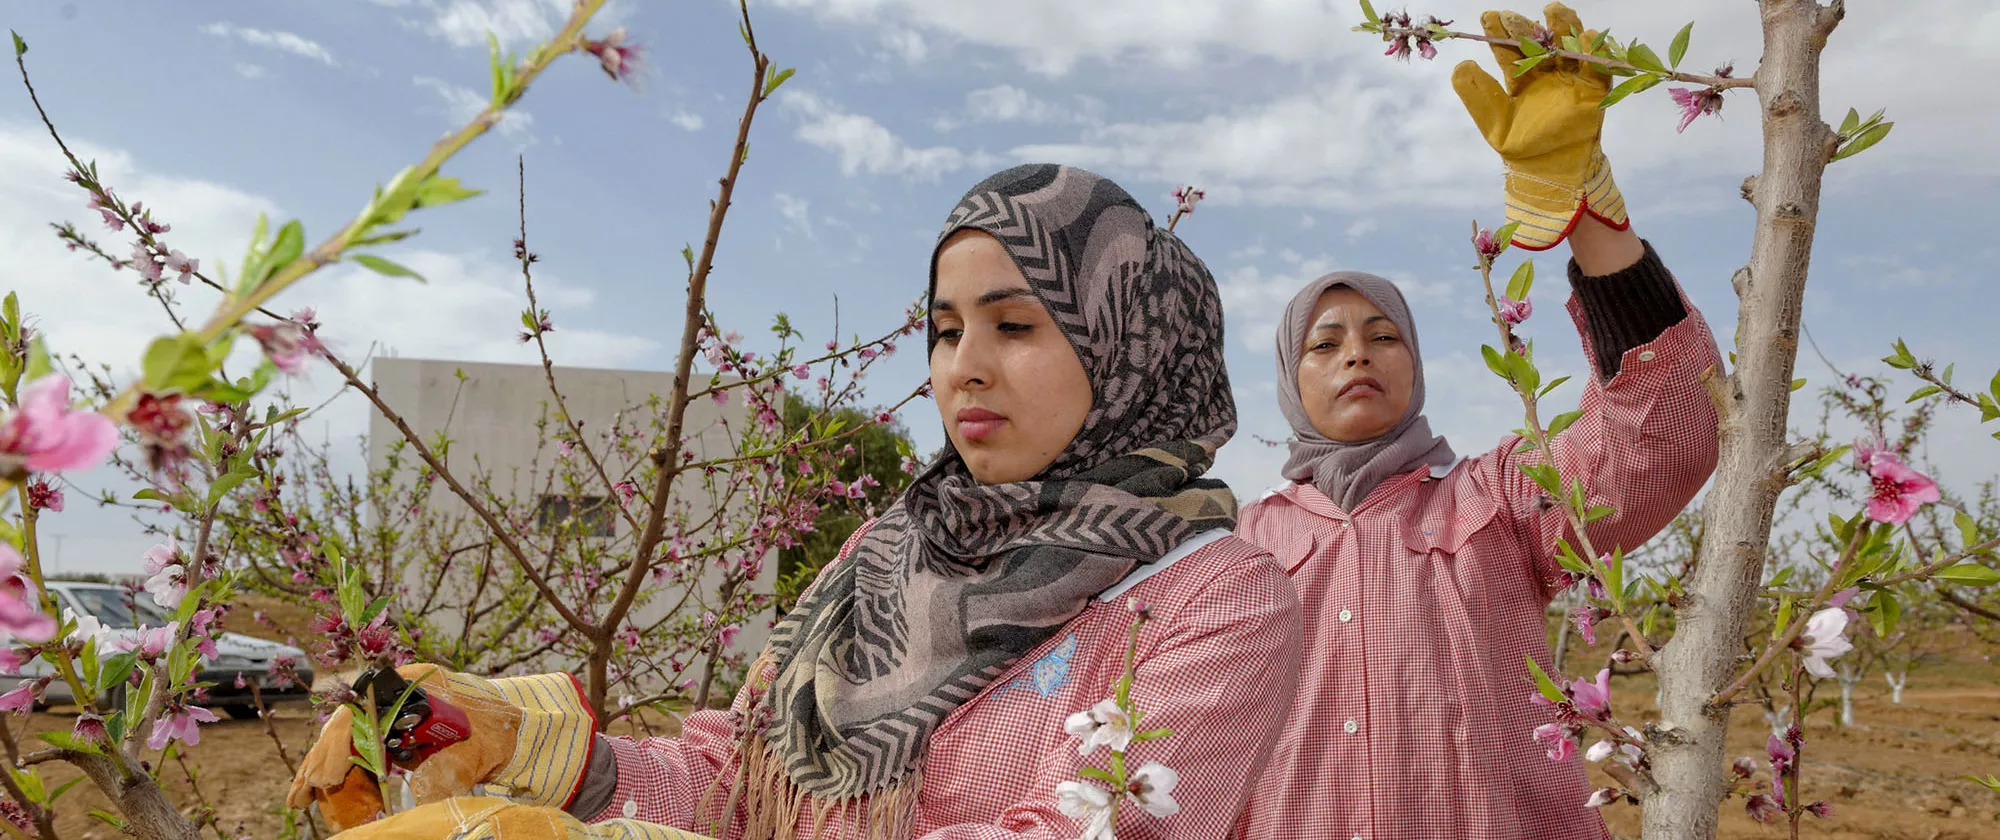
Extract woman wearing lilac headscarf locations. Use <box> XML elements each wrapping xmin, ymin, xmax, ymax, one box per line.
<box><xmin>1237</xmin><ymin>4</ymin><xmax>1723</xmax><ymax>839</ymax></box>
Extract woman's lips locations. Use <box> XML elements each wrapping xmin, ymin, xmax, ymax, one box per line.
<box><xmin>956</xmin><ymin>406</ymin><xmax>1007</xmax><ymax>441</ymax></box>
<box><xmin>1338</xmin><ymin>377</ymin><xmax>1384</xmax><ymax>399</ymax></box>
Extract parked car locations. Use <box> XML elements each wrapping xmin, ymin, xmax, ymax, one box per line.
<box><xmin>0</xmin><ymin>582</ymin><xmax>315</xmax><ymax>720</ymax></box>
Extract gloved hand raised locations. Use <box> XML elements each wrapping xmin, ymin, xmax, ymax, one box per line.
<box><xmin>1451</xmin><ymin>2</ymin><xmax>1629</xmax><ymax>250</ymax></box>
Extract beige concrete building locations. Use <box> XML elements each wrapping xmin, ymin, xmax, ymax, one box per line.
<box><xmin>365</xmin><ymin>357</ymin><xmax>771</xmax><ymax>693</ymax></box>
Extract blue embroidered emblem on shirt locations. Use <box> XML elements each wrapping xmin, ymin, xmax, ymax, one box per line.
<box><xmin>994</xmin><ymin>633</ymin><xmax>1077</xmax><ymax>698</ymax></box>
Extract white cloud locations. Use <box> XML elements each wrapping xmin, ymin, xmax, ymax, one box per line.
<box><xmin>233</xmin><ymin>62</ymin><xmax>268</xmax><ymax>80</ymax></box>
<box><xmin>198</xmin><ymin>23</ymin><xmax>337</xmax><ymax>66</ymax></box>
<box><xmin>669</xmin><ymin>110</ymin><xmax>705</xmax><ymax>132</ymax></box>
<box><xmin>414</xmin><ymin>76</ymin><xmax>535</xmax><ymax>137</ymax></box>
<box><xmin>774</xmin><ymin>192</ymin><xmax>814</xmax><ymax>240</ymax></box>
<box><xmin>935</xmin><ymin>85</ymin><xmax>1101</xmax><ymax>132</ymax></box>
<box><xmin>879</xmin><ymin>28</ymin><xmax>928</xmax><ymax>63</ymax></box>
<box><xmin>391</xmin><ymin>0</ymin><xmax>631</xmax><ymax>50</ymax></box>
<box><xmin>780</xmin><ymin>91</ymin><xmax>994</xmax><ymax>181</ymax></box>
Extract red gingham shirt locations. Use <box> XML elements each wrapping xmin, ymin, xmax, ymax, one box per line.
<box><xmin>1234</xmin><ymin>287</ymin><xmax>1721</xmax><ymax>840</ymax></box>
<box><xmin>579</xmin><ymin>532</ymin><xmax>1303</xmax><ymax>839</ymax></box>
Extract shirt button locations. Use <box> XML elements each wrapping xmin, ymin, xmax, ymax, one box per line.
<box><xmin>1353</xmin><ymin>835</ymin><xmax>1365</xmax><ymax>840</ymax></box>
<box><xmin>1637</xmin><ymin>350</ymin><xmax>1657</xmax><ymax>362</ymax></box>
<box><xmin>622</xmin><ymin>800</ymin><xmax>638</xmax><ymax>819</ymax></box>
<box><xmin>1344</xmin><ymin>719</ymin><xmax>1358</xmax><ymax>735</ymax></box>
<box><xmin>1339</xmin><ymin>608</ymin><xmax>1354</xmax><ymax>623</ymax></box>
<box><xmin>1339</xmin><ymin>520</ymin><xmax>1351</xmax><ymax>528</ymax></box>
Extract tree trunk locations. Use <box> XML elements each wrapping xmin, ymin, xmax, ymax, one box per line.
<box><xmin>72</xmin><ymin>755</ymin><xmax>202</xmax><ymax>840</ymax></box>
<box><xmin>1885</xmin><ymin>670</ymin><xmax>1907</xmax><ymax>705</ymax></box>
<box><xmin>1836</xmin><ymin>670</ymin><xmax>1858</xmax><ymax>727</ymax></box>
<box><xmin>1641</xmin><ymin>2</ymin><xmax>1841</xmax><ymax>838</ymax></box>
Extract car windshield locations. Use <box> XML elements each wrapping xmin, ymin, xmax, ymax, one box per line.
<box><xmin>62</xmin><ymin>588</ymin><xmax>171</xmax><ymax>629</ymax></box>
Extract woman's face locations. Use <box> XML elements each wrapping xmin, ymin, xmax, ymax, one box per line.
<box><xmin>929</xmin><ymin>229</ymin><xmax>1094</xmax><ymax>484</ymax></box>
<box><xmin>1295</xmin><ymin>288</ymin><xmax>1416</xmax><ymax>442</ymax></box>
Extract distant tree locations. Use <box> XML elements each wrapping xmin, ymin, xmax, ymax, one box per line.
<box><xmin>774</xmin><ymin>400</ymin><xmax>919</xmax><ymax>613</ymax></box>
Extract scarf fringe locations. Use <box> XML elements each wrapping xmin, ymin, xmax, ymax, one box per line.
<box><xmin>696</xmin><ymin>651</ymin><xmax>922</xmax><ymax>840</ymax></box>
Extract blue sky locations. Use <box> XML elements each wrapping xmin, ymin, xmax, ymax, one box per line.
<box><xmin>4</xmin><ymin>0</ymin><xmax>1997</xmax><ymax>574</ymax></box>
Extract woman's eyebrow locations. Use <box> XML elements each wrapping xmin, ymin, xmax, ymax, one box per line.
<box><xmin>1312</xmin><ymin>314</ymin><xmax>1391</xmax><ymax>331</ymax></box>
<box><xmin>934</xmin><ymin>287</ymin><xmax>1037</xmax><ymax>312</ymax></box>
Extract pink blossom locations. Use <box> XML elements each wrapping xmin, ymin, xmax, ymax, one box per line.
<box><xmin>0</xmin><ymin>683</ymin><xmax>35</xmax><ymax>715</ymax></box>
<box><xmin>718</xmin><ymin>624</ymin><xmax>740</xmax><ymax>648</ymax></box>
<box><xmin>72</xmin><ymin>713</ymin><xmax>107</xmax><ymax>745</ymax></box>
<box><xmin>1532</xmin><ymin>722</ymin><xmax>1575</xmax><ymax>762</ymax></box>
<box><xmin>1498</xmin><ymin>296</ymin><xmax>1533</xmax><ymax>326</ymax></box>
<box><xmin>164</xmin><ymin>250</ymin><xmax>198</xmax><ymax>284</ymax></box>
<box><xmin>582</xmin><ymin>28</ymin><xmax>643</xmax><ymax>84</ymax></box>
<box><xmin>614</xmin><ymin>479</ymin><xmax>639</xmax><ymax>506</ymax></box>
<box><xmin>711</xmin><ymin>390</ymin><xmax>728</xmax><ymax>406</ymax></box>
<box><xmin>1851</xmin><ymin>434</ymin><xmax>1885</xmax><ymax>468</ymax></box>
<box><xmin>859</xmin><ymin>347</ymin><xmax>879</xmax><ymax>361</ymax></box>
<box><xmin>1826</xmin><ymin>586</ymin><xmax>1859</xmax><ymax>609</ymax></box>
<box><xmin>1569</xmin><ymin>605</ymin><xmax>1601</xmax><ymax>646</ymax></box>
<box><xmin>0</xmin><ymin>374</ymin><xmax>119</xmax><ymax>474</ymax></box>
<box><xmin>1172</xmin><ymin>185</ymin><xmax>1205</xmax><ymax>216</ymax></box>
<box><xmin>248</xmin><ymin>322</ymin><xmax>318</xmax><ymax>376</ymax></box>
<box><xmin>1568</xmin><ymin>669</ymin><xmax>1612</xmax><ymax>719</ymax></box>
<box><xmin>1863</xmin><ymin>451</ymin><xmax>1939</xmax><ymax>524</ymax></box>
<box><xmin>1744</xmin><ymin>793</ymin><xmax>1781</xmax><ymax>823</ymax></box>
<box><xmin>1804</xmin><ymin>801</ymin><xmax>1832</xmax><ymax>819</ymax></box>
<box><xmin>1584</xmin><ymin>787</ymin><xmax>1618</xmax><ymax>808</ymax></box>
<box><xmin>1667</xmin><ymin>87</ymin><xmax>1724</xmax><ymax>133</ymax></box>
<box><xmin>0</xmin><ymin>649</ymin><xmax>23</xmax><ymax>676</ymax></box>
<box><xmin>121</xmin><ymin>623</ymin><xmax>178</xmax><ymax>660</ymax></box>
<box><xmin>0</xmin><ymin>547</ymin><xmax>54</xmax><ymax>643</ymax></box>
<box><xmin>792</xmin><ymin>364</ymin><xmax>811</xmax><ymax>379</ymax></box>
<box><xmin>146</xmin><ymin>704</ymin><xmax>219</xmax><ymax>750</ymax></box>
<box><xmin>1473</xmin><ymin>228</ymin><xmax>1503</xmax><ymax>260</ymax></box>
<box><xmin>1766</xmin><ymin>733</ymin><xmax>1795</xmax><ymax>774</ymax></box>
<box><xmin>26</xmin><ymin>480</ymin><xmax>62</xmax><ymax>513</ymax></box>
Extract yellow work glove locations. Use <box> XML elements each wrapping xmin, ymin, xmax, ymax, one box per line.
<box><xmin>1451</xmin><ymin>2</ymin><xmax>1628</xmax><ymax>250</ymax></box>
<box><xmin>289</xmin><ymin>665</ymin><xmax>600</xmax><ymax>833</ymax></box>
<box><xmin>326</xmin><ymin>796</ymin><xmax>714</xmax><ymax>840</ymax></box>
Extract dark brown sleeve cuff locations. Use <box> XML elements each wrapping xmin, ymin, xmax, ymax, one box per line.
<box><xmin>1568</xmin><ymin>240</ymin><xmax>1688</xmax><ymax>378</ymax></box>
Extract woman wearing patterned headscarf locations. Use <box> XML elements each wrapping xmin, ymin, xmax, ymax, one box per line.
<box><xmin>289</xmin><ymin>164</ymin><xmax>1302</xmax><ymax>840</ymax></box>
<box><xmin>1235</xmin><ymin>4</ymin><xmax>1722</xmax><ymax>840</ymax></box>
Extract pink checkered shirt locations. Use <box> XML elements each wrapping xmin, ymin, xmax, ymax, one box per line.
<box><xmin>1233</xmin><ymin>288</ymin><xmax>1721</xmax><ymax>840</ymax></box>
<box><xmin>580</xmin><ymin>533</ymin><xmax>1303</xmax><ymax>839</ymax></box>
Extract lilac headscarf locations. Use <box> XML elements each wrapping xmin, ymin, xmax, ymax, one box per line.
<box><xmin>1276</xmin><ymin>271</ymin><xmax>1455</xmax><ymax>510</ymax></box>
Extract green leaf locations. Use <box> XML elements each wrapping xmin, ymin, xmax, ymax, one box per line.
<box><xmin>1598</xmin><ymin>73</ymin><xmax>1663</xmax><ymax>109</ymax></box>
<box><xmin>141</xmin><ymin>333</ymin><xmax>211</xmax><ymax>392</ymax></box>
<box><xmin>262</xmin><ymin>220</ymin><xmax>305</xmax><ymax>282</ymax></box>
<box><xmin>1537</xmin><ymin>375</ymin><xmax>1572</xmax><ymax>399</ymax></box>
<box><xmin>1935</xmin><ymin>563</ymin><xmax>2000</xmax><ymax>587</ymax></box>
<box><xmin>1506</xmin><ymin>351</ymin><xmax>1540</xmax><ymax>396</ymax></box>
<box><xmin>1133</xmin><ymin>727</ymin><xmax>1174</xmax><ymax>742</ymax></box>
<box><xmin>1584</xmin><ymin>504</ymin><xmax>1615</xmax><ymax>523</ymax></box>
<box><xmin>1907</xmin><ymin>385</ymin><xmax>1942</xmax><ymax>403</ymax></box>
<box><xmin>1791</xmin><ymin>377</ymin><xmax>1807</xmax><ymax>392</ymax></box>
<box><xmin>10</xmin><ymin>767</ymin><xmax>43</xmax><ymax>805</ymax></box>
<box><xmin>1518</xmin><ymin>37</ymin><xmax>1546</xmax><ymax>58</ymax></box>
<box><xmin>763</xmin><ymin>67</ymin><xmax>796</xmax><ymax>98</ymax></box>
<box><xmin>88</xmin><ymin>810</ymin><xmax>128</xmax><ymax>831</ymax></box>
<box><xmin>1546</xmin><ymin>409</ymin><xmax>1585</xmax><ymax>439</ymax></box>
<box><xmin>1626</xmin><ymin>43</ymin><xmax>1667</xmax><ymax>74</ymax></box>
<box><xmin>1832</xmin><ymin>121</ymin><xmax>1894</xmax><ymax>162</ymax></box>
<box><xmin>1512</xmin><ymin>54</ymin><xmax>1551</xmax><ymax>78</ymax></box>
<box><xmin>351</xmin><ymin>227</ymin><xmax>420</xmax><ymax>248</ymax></box>
<box><xmin>1772</xmin><ymin>596</ymin><xmax>1794</xmax><ymax>642</ymax></box>
<box><xmin>205</xmin><ymin>467</ymin><xmax>258</xmax><ymax>510</ymax></box>
<box><xmin>1882</xmin><ymin>338</ymin><xmax>1916</xmax><ymax>370</ymax></box>
<box><xmin>1359</xmin><ymin>0</ymin><xmax>1380</xmax><ymax>24</ymax></box>
<box><xmin>11</xmin><ymin>31</ymin><xmax>25</xmax><ymax>57</ymax></box>
<box><xmin>1494</xmin><ymin>221</ymin><xmax>1522</xmax><ymax>251</ymax></box>
<box><xmin>1868</xmin><ymin>590</ymin><xmax>1901</xmax><ymax>638</ymax></box>
<box><xmin>1519</xmin><ymin>462</ymin><xmax>1561</xmax><ymax>497</ymax></box>
<box><xmin>1078</xmin><ymin>767</ymin><xmax>1118</xmax><ymax>785</ymax></box>
<box><xmin>350</xmin><ymin>254</ymin><xmax>425</xmax><ymax>282</ymax></box>
<box><xmin>360</xmin><ymin>595</ymin><xmax>392</xmax><ymax>626</ymax></box>
<box><xmin>98</xmin><ymin>651</ymin><xmax>137</xmax><ymax>695</ymax></box>
<box><xmin>488</xmin><ymin>32</ymin><xmax>507</xmax><ymax>101</ymax></box>
<box><xmin>1667</xmin><ymin>22</ymin><xmax>1693</xmax><ymax>68</ymax></box>
<box><xmin>1769</xmin><ymin>566</ymin><xmax>1795</xmax><ymax>589</ymax></box>
<box><xmin>1506</xmin><ymin>260</ymin><xmax>1535</xmax><ymax>302</ymax></box>
<box><xmin>48</xmin><ymin>777</ymin><xmax>81</xmax><ymax>804</ymax></box>
<box><xmin>1838</xmin><ymin>107</ymin><xmax>1861</xmax><ymax>135</ymax></box>
<box><xmin>1943</xmin><ymin>363</ymin><xmax>1956</xmax><ymax>384</ymax></box>
<box><xmin>681</xmin><ymin>244</ymin><xmax>695</xmax><ymax>272</ymax></box>
<box><xmin>1957</xmin><ymin>510</ymin><xmax>1981</xmax><ymax>549</ymax></box>
<box><xmin>414</xmin><ymin>176</ymin><xmax>483</xmax><ymax>210</ymax></box>
<box><xmin>1482</xmin><ymin>344</ymin><xmax>1509</xmax><ymax>380</ymax></box>
<box><xmin>34</xmin><ymin>730</ymin><xmax>103</xmax><ymax>759</ymax></box>
<box><xmin>1524</xmin><ymin>654</ymin><xmax>1568</xmax><ymax>705</ymax></box>
<box><xmin>1603</xmin><ymin>546</ymin><xmax>1625</xmax><ymax>603</ymax></box>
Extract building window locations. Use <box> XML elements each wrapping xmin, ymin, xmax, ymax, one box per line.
<box><xmin>535</xmin><ymin>494</ymin><xmax>615</xmax><ymax>538</ymax></box>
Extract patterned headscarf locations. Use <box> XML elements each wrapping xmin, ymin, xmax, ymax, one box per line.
<box><xmin>734</xmin><ymin>164</ymin><xmax>1238</xmax><ymax>836</ymax></box>
<box><xmin>1275</xmin><ymin>271</ymin><xmax>1456</xmax><ymax>510</ymax></box>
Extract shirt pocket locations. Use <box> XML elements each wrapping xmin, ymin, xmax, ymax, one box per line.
<box><xmin>1401</xmin><ymin>482</ymin><xmax>1504</xmax><ymax>558</ymax></box>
